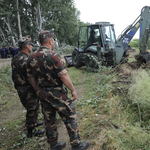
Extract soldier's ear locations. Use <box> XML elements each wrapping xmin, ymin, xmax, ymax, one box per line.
<box><xmin>48</xmin><ymin>38</ymin><xmax>52</xmax><ymax>45</ymax></box>
<box><xmin>26</xmin><ymin>44</ymin><xmax>30</xmax><ymax>49</ymax></box>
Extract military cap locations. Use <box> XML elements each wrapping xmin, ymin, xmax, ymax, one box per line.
<box><xmin>18</xmin><ymin>35</ymin><xmax>34</xmax><ymax>48</ymax></box>
<box><xmin>39</xmin><ymin>30</ymin><xmax>55</xmax><ymax>41</ymax></box>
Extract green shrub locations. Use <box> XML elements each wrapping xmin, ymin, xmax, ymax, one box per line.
<box><xmin>54</xmin><ymin>44</ymin><xmax>75</xmax><ymax>55</ymax></box>
<box><xmin>129</xmin><ymin>39</ymin><xmax>139</xmax><ymax>48</ymax></box>
<box><xmin>130</xmin><ymin>38</ymin><xmax>150</xmax><ymax>49</ymax></box>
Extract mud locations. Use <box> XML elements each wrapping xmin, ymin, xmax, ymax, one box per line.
<box><xmin>115</xmin><ymin>61</ymin><xmax>141</xmax><ymax>76</ymax></box>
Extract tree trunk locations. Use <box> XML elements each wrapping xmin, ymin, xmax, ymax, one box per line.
<box><xmin>0</xmin><ymin>27</ymin><xmax>6</xmax><ymax>43</ymax></box>
<box><xmin>4</xmin><ymin>16</ymin><xmax>16</xmax><ymax>47</ymax></box>
<box><xmin>36</xmin><ymin>2</ymin><xmax>42</xmax><ymax>31</ymax></box>
<box><xmin>52</xmin><ymin>0</ymin><xmax>57</xmax><ymax>21</ymax></box>
<box><xmin>16</xmin><ymin>0</ymin><xmax>22</xmax><ymax>39</ymax></box>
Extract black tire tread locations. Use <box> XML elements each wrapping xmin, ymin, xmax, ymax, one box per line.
<box><xmin>72</xmin><ymin>49</ymin><xmax>83</xmax><ymax>68</ymax></box>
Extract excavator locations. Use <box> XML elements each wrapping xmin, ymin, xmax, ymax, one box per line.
<box><xmin>65</xmin><ymin>6</ymin><xmax>150</xmax><ymax>71</ymax></box>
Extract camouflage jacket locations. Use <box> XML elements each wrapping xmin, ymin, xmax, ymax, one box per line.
<box><xmin>27</xmin><ymin>46</ymin><xmax>67</xmax><ymax>88</ymax></box>
<box><xmin>11</xmin><ymin>51</ymin><xmax>30</xmax><ymax>89</ymax></box>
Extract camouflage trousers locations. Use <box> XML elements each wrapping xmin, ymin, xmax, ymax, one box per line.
<box><xmin>17</xmin><ymin>85</ymin><xmax>39</xmax><ymax>129</ymax></box>
<box><xmin>38</xmin><ymin>86</ymin><xmax>81</xmax><ymax>147</ymax></box>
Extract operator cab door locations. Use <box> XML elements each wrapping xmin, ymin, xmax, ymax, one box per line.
<box><xmin>78</xmin><ymin>25</ymin><xmax>102</xmax><ymax>53</ymax></box>
<box><xmin>78</xmin><ymin>26</ymin><xmax>88</xmax><ymax>52</ymax></box>
<box><xmin>101</xmin><ymin>25</ymin><xmax>116</xmax><ymax>51</ymax></box>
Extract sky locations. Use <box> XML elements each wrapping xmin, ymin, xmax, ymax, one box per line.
<box><xmin>74</xmin><ymin>0</ymin><xmax>150</xmax><ymax>39</ymax></box>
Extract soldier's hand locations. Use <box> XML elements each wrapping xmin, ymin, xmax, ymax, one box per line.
<box><xmin>71</xmin><ymin>90</ymin><xmax>77</xmax><ymax>101</ymax></box>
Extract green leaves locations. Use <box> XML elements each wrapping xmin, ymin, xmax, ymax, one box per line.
<box><xmin>0</xmin><ymin>0</ymin><xmax>82</xmax><ymax>46</ymax></box>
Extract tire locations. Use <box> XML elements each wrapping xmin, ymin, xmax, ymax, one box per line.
<box><xmin>84</xmin><ymin>53</ymin><xmax>99</xmax><ymax>72</ymax></box>
<box><xmin>72</xmin><ymin>49</ymin><xmax>83</xmax><ymax>68</ymax></box>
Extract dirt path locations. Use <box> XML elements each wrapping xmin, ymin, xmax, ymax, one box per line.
<box><xmin>0</xmin><ymin>58</ymin><xmax>11</xmax><ymax>68</ymax></box>
<box><xmin>0</xmin><ymin>98</ymin><xmax>23</xmax><ymax>123</ymax></box>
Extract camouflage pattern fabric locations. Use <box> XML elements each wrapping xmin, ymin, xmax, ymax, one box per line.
<box><xmin>39</xmin><ymin>30</ymin><xmax>55</xmax><ymax>43</ymax></box>
<box><xmin>27</xmin><ymin>46</ymin><xmax>81</xmax><ymax>146</ymax></box>
<box><xmin>18</xmin><ymin>35</ymin><xmax>34</xmax><ymax>48</ymax></box>
<box><xmin>11</xmin><ymin>51</ymin><xmax>39</xmax><ymax>128</ymax></box>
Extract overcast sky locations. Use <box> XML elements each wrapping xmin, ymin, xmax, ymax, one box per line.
<box><xmin>74</xmin><ymin>0</ymin><xmax>150</xmax><ymax>39</ymax></box>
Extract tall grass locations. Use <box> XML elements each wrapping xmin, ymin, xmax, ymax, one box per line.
<box><xmin>129</xmin><ymin>69</ymin><xmax>150</xmax><ymax>126</ymax></box>
<box><xmin>129</xmin><ymin>69</ymin><xmax>150</xmax><ymax>107</ymax></box>
<box><xmin>0</xmin><ymin>65</ymin><xmax>14</xmax><ymax>105</ymax></box>
<box><xmin>69</xmin><ymin>64</ymin><xmax>150</xmax><ymax>149</ymax></box>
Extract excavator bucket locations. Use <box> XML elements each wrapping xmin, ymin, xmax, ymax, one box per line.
<box><xmin>64</xmin><ymin>55</ymin><xmax>73</xmax><ymax>67</ymax></box>
<box><xmin>135</xmin><ymin>51</ymin><xmax>150</xmax><ymax>64</ymax></box>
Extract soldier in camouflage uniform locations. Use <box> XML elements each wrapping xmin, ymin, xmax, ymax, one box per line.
<box><xmin>27</xmin><ymin>30</ymin><xmax>89</xmax><ymax>150</ymax></box>
<box><xmin>11</xmin><ymin>35</ymin><xmax>45</xmax><ymax>138</ymax></box>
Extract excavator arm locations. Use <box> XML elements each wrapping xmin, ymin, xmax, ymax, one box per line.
<box><xmin>139</xmin><ymin>6</ymin><xmax>150</xmax><ymax>53</ymax></box>
<box><xmin>115</xmin><ymin>6</ymin><xmax>150</xmax><ymax>64</ymax></box>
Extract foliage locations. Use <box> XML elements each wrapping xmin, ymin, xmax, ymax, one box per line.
<box><xmin>54</xmin><ymin>43</ymin><xmax>75</xmax><ymax>55</ymax></box>
<box><xmin>130</xmin><ymin>38</ymin><xmax>150</xmax><ymax>49</ymax></box>
<box><xmin>129</xmin><ymin>39</ymin><xmax>139</xmax><ymax>48</ymax></box>
<box><xmin>0</xmin><ymin>0</ymin><xmax>87</xmax><ymax>47</ymax></box>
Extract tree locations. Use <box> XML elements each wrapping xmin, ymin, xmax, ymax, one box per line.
<box><xmin>0</xmin><ymin>0</ymin><xmax>82</xmax><ymax>46</ymax></box>
<box><xmin>130</xmin><ymin>39</ymin><xmax>139</xmax><ymax>48</ymax></box>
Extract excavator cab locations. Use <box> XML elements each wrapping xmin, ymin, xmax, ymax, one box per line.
<box><xmin>68</xmin><ymin>22</ymin><xmax>118</xmax><ymax>69</ymax></box>
<box><xmin>78</xmin><ymin>22</ymin><xmax>116</xmax><ymax>53</ymax></box>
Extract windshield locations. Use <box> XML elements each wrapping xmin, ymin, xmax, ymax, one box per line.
<box><xmin>101</xmin><ymin>25</ymin><xmax>116</xmax><ymax>51</ymax></box>
<box><xmin>79</xmin><ymin>25</ymin><xmax>100</xmax><ymax>51</ymax></box>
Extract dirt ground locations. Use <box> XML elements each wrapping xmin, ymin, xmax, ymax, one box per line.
<box><xmin>0</xmin><ymin>58</ymin><xmax>12</xmax><ymax>68</ymax></box>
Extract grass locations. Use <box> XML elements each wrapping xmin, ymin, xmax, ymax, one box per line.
<box><xmin>0</xmin><ymin>64</ymin><xmax>45</xmax><ymax>150</ymax></box>
<box><xmin>68</xmin><ymin>51</ymin><xmax>150</xmax><ymax>149</ymax></box>
<box><xmin>1</xmin><ymin>49</ymin><xmax>150</xmax><ymax>149</ymax></box>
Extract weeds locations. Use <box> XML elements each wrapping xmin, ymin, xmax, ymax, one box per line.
<box><xmin>70</xmin><ymin>61</ymin><xmax>150</xmax><ymax>149</ymax></box>
<box><xmin>129</xmin><ymin>69</ymin><xmax>150</xmax><ymax>126</ymax></box>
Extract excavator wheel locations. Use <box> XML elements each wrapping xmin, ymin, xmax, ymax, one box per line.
<box><xmin>72</xmin><ymin>49</ymin><xmax>83</xmax><ymax>68</ymax></box>
<box><xmin>84</xmin><ymin>53</ymin><xmax>99</xmax><ymax>72</ymax></box>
